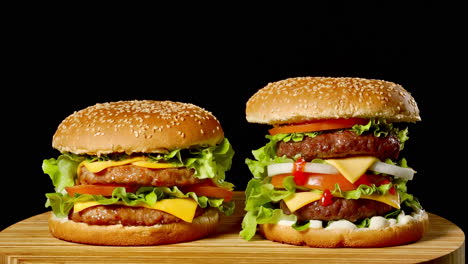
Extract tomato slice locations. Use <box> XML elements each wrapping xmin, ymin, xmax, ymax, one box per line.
<box><xmin>187</xmin><ymin>186</ymin><xmax>233</xmax><ymax>202</ymax></box>
<box><xmin>65</xmin><ymin>184</ymin><xmax>138</xmax><ymax>197</ymax></box>
<box><xmin>271</xmin><ymin>173</ymin><xmax>355</xmax><ymax>191</ymax></box>
<box><xmin>181</xmin><ymin>180</ymin><xmax>233</xmax><ymax>202</ymax></box>
<box><xmin>270</xmin><ymin>173</ymin><xmax>390</xmax><ymax>192</ymax></box>
<box><xmin>268</xmin><ymin>118</ymin><xmax>369</xmax><ymax>135</ymax></box>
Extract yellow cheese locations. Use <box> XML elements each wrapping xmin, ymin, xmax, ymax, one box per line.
<box><xmin>81</xmin><ymin>157</ymin><xmax>145</xmax><ymax>172</ymax></box>
<box><xmin>283</xmin><ymin>192</ymin><xmax>323</xmax><ymax>213</ymax></box>
<box><xmin>131</xmin><ymin>161</ymin><xmax>176</xmax><ymax>169</ymax></box>
<box><xmin>144</xmin><ymin>198</ymin><xmax>198</xmax><ymax>223</ymax></box>
<box><xmin>334</xmin><ymin>192</ymin><xmax>400</xmax><ymax>209</ymax></box>
<box><xmin>79</xmin><ymin>156</ymin><xmax>176</xmax><ymax>173</ymax></box>
<box><xmin>73</xmin><ymin>201</ymin><xmax>103</xmax><ymax>213</ymax></box>
<box><xmin>73</xmin><ymin>198</ymin><xmax>198</xmax><ymax>223</ymax></box>
<box><xmin>325</xmin><ymin>156</ymin><xmax>378</xmax><ymax>184</ymax></box>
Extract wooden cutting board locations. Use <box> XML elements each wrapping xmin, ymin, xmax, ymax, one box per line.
<box><xmin>0</xmin><ymin>192</ymin><xmax>464</xmax><ymax>264</ymax></box>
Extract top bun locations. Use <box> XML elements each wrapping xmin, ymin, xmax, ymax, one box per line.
<box><xmin>52</xmin><ymin>100</ymin><xmax>224</xmax><ymax>155</ymax></box>
<box><xmin>246</xmin><ymin>77</ymin><xmax>420</xmax><ymax>125</ymax></box>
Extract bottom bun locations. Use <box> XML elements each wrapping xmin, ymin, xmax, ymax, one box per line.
<box><xmin>48</xmin><ymin>208</ymin><xmax>220</xmax><ymax>246</ymax></box>
<box><xmin>259</xmin><ymin>211</ymin><xmax>429</xmax><ymax>248</ymax></box>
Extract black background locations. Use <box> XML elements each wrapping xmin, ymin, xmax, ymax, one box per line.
<box><xmin>3</xmin><ymin>3</ymin><xmax>466</xmax><ymax>234</ymax></box>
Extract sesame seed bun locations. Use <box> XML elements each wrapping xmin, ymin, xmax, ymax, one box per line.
<box><xmin>48</xmin><ymin>208</ymin><xmax>220</xmax><ymax>246</ymax></box>
<box><xmin>246</xmin><ymin>77</ymin><xmax>421</xmax><ymax>125</ymax></box>
<box><xmin>52</xmin><ymin>100</ymin><xmax>224</xmax><ymax>155</ymax></box>
<box><xmin>258</xmin><ymin>211</ymin><xmax>429</xmax><ymax>248</ymax></box>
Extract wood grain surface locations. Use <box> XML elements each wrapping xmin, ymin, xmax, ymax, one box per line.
<box><xmin>0</xmin><ymin>191</ymin><xmax>465</xmax><ymax>264</ymax></box>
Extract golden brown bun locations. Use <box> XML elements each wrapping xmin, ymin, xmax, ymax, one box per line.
<box><xmin>258</xmin><ymin>211</ymin><xmax>429</xmax><ymax>248</ymax></box>
<box><xmin>48</xmin><ymin>208</ymin><xmax>220</xmax><ymax>246</ymax></box>
<box><xmin>246</xmin><ymin>77</ymin><xmax>420</xmax><ymax>125</ymax></box>
<box><xmin>52</xmin><ymin>100</ymin><xmax>224</xmax><ymax>155</ymax></box>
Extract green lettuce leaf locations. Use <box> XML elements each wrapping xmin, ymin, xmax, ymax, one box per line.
<box><xmin>240</xmin><ymin>178</ymin><xmax>295</xmax><ymax>240</ymax></box>
<box><xmin>351</xmin><ymin>119</ymin><xmax>409</xmax><ymax>150</ymax></box>
<box><xmin>42</xmin><ymin>153</ymin><xmax>84</xmax><ymax>195</ymax></box>
<box><xmin>184</xmin><ymin>138</ymin><xmax>235</xmax><ymax>188</ymax></box>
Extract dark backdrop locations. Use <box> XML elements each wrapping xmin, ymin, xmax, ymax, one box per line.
<box><xmin>3</xmin><ymin>3</ymin><xmax>466</xmax><ymax>234</ymax></box>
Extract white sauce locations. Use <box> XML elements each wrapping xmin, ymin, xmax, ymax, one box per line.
<box><xmin>327</xmin><ymin>220</ymin><xmax>356</xmax><ymax>230</ymax></box>
<box><xmin>309</xmin><ymin>220</ymin><xmax>323</xmax><ymax>229</ymax></box>
<box><xmin>276</xmin><ymin>210</ymin><xmax>424</xmax><ymax>230</ymax></box>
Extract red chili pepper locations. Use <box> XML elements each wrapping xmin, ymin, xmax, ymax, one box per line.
<box><xmin>292</xmin><ymin>157</ymin><xmax>307</xmax><ymax>186</ymax></box>
<box><xmin>320</xmin><ymin>189</ymin><xmax>333</xmax><ymax>206</ymax></box>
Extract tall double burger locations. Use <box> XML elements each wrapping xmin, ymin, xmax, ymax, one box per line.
<box><xmin>43</xmin><ymin>100</ymin><xmax>235</xmax><ymax>246</ymax></box>
<box><xmin>240</xmin><ymin>77</ymin><xmax>428</xmax><ymax>247</ymax></box>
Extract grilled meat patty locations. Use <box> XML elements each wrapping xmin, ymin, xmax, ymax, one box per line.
<box><xmin>276</xmin><ymin>130</ymin><xmax>400</xmax><ymax>161</ymax></box>
<box><xmin>78</xmin><ymin>165</ymin><xmax>204</xmax><ymax>187</ymax></box>
<box><xmin>280</xmin><ymin>197</ymin><xmax>393</xmax><ymax>222</ymax></box>
<box><xmin>70</xmin><ymin>205</ymin><xmax>206</xmax><ymax>226</ymax></box>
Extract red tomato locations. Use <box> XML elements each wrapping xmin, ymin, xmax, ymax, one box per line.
<box><xmin>270</xmin><ymin>173</ymin><xmax>356</xmax><ymax>191</ymax></box>
<box><xmin>270</xmin><ymin>173</ymin><xmax>392</xmax><ymax>192</ymax></box>
<box><xmin>181</xmin><ymin>180</ymin><xmax>233</xmax><ymax>202</ymax></box>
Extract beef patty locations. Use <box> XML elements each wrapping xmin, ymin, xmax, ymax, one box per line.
<box><xmin>70</xmin><ymin>205</ymin><xmax>205</xmax><ymax>226</ymax></box>
<box><xmin>276</xmin><ymin>130</ymin><xmax>400</xmax><ymax>161</ymax></box>
<box><xmin>280</xmin><ymin>197</ymin><xmax>393</xmax><ymax>222</ymax></box>
<box><xmin>78</xmin><ymin>165</ymin><xmax>204</xmax><ymax>187</ymax></box>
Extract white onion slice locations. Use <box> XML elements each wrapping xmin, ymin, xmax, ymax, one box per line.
<box><xmin>267</xmin><ymin>160</ymin><xmax>415</xmax><ymax>181</ymax></box>
<box><xmin>368</xmin><ymin>161</ymin><xmax>415</xmax><ymax>181</ymax></box>
<box><xmin>267</xmin><ymin>162</ymin><xmax>338</xmax><ymax>177</ymax></box>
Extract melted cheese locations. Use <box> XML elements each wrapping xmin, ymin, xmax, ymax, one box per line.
<box><xmin>283</xmin><ymin>192</ymin><xmax>323</xmax><ymax>212</ymax></box>
<box><xmin>334</xmin><ymin>192</ymin><xmax>400</xmax><ymax>209</ymax></box>
<box><xmin>73</xmin><ymin>198</ymin><xmax>198</xmax><ymax>223</ymax></box>
<box><xmin>325</xmin><ymin>156</ymin><xmax>378</xmax><ymax>184</ymax></box>
<box><xmin>79</xmin><ymin>156</ymin><xmax>176</xmax><ymax>173</ymax></box>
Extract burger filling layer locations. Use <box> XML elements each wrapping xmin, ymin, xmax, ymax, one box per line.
<box><xmin>78</xmin><ymin>165</ymin><xmax>203</xmax><ymax>187</ymax></box>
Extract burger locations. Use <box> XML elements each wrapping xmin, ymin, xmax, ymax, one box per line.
<box><xmin>43</xmin><ymin>100</ymin><xmax>235</xmax><ymax>246</ymax></box>
<box><xmin>240</xmin><ymin>77</ymin><xmax>429</xmax><ymax>247</ymax></box>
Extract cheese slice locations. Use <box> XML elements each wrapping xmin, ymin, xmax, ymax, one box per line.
<box><xmin>79</xmin><ymin>156</ymin><xmax>176</xmax><ymax>173</ymax></box>
<box><xmin>283</xmin><ymin>191</ymin><xmax>400</xmax><ymax>213</ymax></box>
<box><xmin>73</xmin><ymin>198</ymin><xmax>198</xmax><ymax>223</ymax></box>
<box><xmin>325</xmin><ymin>156</ymin><xmax>378</xmax><ymax>184</ymax></box>
<box><xmin>283</xmin><ymin>192</ymin><xmax>323</xmax><ymax>213</ymax></box>
<box><xmin>334</xmin><ymin>192</ymin><xmax>400</xmax><ymax>209</ymax></box>
<box><xmin>131</xmin><ymin>161</ymin><xmax>176</xmax><ymax>169</ymax></box>
<box><xmin>74</xmin><ymin>201</ymin><xmax>104</xmax><ymax>213</ymax></box>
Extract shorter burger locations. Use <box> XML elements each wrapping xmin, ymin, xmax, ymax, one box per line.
<box><xmin>240</xmin><ymin>77</ymin><xmax>428</xmax><ymax>247</ymax></box>
<box><xmin>43</xmin><ymin>100</ymin><xmax>235</xmax><ymax>246</ymax></box>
